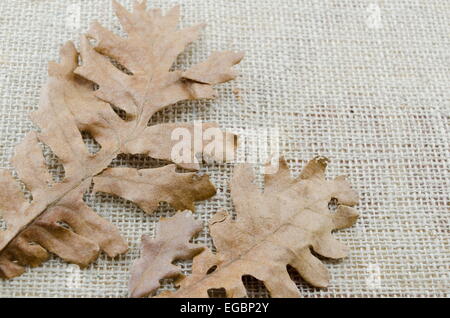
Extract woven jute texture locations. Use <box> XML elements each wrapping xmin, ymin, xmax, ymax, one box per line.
<box><xmin>0</xmin><ymin>0</ymin><xmax>448</xmax><ymax>297</ymax></box>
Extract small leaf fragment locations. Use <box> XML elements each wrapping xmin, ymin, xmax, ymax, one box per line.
<box><xmin>129</xmin><ymin>211</ymin><xmax>204</xmax><ymax>298</ymax></box>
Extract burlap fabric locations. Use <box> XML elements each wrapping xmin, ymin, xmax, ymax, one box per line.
<box><xmin>0</xmin><ymin>0</ymin><xmax>448</xmax><ymax>297</ymax></box>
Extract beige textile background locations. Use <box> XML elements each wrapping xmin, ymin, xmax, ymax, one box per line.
<box><xmin>0</xmin><ymin>0</ymin><xmax>448</xmax><ymax>297</ymax></box>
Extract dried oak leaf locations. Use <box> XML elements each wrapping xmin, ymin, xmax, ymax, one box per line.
<box><xmin>0</xmin><ymin>1</ymin><xmax>242</xmax><ymax>279</ymax></box>
<box><xmin>129</xmin><ymin>211</ymin><xmax>204</xmax><ymax>298</ymax></box>
<box><xmin>159</xmin><ymin>157</ymin><xmax>360</xmax><ymax>298</ymax></box>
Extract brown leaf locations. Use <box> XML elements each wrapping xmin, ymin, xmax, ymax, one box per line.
<box><xmin>129</xmin><ymin>211</ymin><xmax>204</xmax><ymax>298</ymax></box>
<box><xmin>159</xmin><ymin>157</ymin><xmax>360</xmax><ymax>298</ymax></box>
<box><xmin>183</xmin><ymin>51</ymin><xmax>244</xmax><ymax>85</ymax></box>
<box><xmin>76</xmin><ymin>1</ymin><xmax>244</xmax><ymax>119</ymax></box>
<box><xmin>0</xmin><ymin>1</ymin><xmax>242</xmax><ymax>278</ymax></box>
<box><xmin>93</xmin><ymin>165</ymin><xmax>216</xmax><ymax>214</ymax></box>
